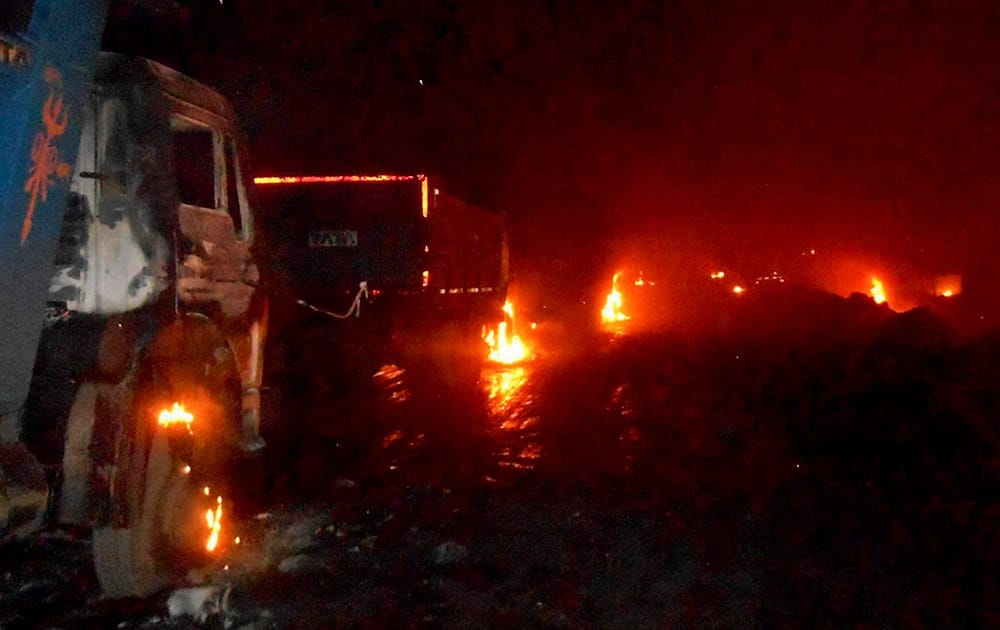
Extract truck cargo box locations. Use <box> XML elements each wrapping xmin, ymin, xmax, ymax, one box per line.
<box><xmin>255</xmin><ymin>174</ymin><xmax>508</xmax><ymax>319</ymax></box>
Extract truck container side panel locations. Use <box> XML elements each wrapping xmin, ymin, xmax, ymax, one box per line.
<box><xmin>431</xmin><ymin>191</ymin><xmax>505</xmax><ymax>293</ymax></box>
<box><xmin>0</xmin><ymin>1</ymin><xmax>109</xmax><ymax>420</ymax></box>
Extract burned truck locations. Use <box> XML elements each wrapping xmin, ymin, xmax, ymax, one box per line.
<box><xmin>1</xmin><ymin>51</ymin><xmax>267</xmax><ymax>598</ymax></box>
<box><xmin>254</xmin><ymin>174</ymin><xmax>508</xmax><ymax>374</ymax></box>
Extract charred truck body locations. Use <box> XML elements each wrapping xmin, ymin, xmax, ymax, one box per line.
<box><xmin>255</xmin><ymin>174</ymin><xmax>508</xmax><ymax>369</ymax></box>
<box><xmin>2</xmin><ymin>2</ymin><xmax>267</xmax><ymax>598</ymax></box>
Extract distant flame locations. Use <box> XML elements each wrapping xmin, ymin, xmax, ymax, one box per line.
<box><xmin>158</xmin><ymin>402</ymin><xmax>193</xmax><ymax>430</ymax></box>
<box><xmin>601</xmin><ymin>272</ymin><xmax>630</xmax><ymax>323</ymax></box>
<box><xmin>484</xmin><ymin>300</ymin><xmax>529</xmax><ymax>364</ymax></box>
<box><xmin>870</xmin><ymin>277</ymin><xmax>887</xmax><ymax>304</ymax></box>
<box><xmin>934</xmin><ymin>275</ymin><xmax>961</xmax><ymax>298</ymax></box>
<box><xmin>732</xmin><ymin>285</ymin><xmax>745</xmax><ymax>294</ymax></box>
<box><xmin>711</xmin><ymin>271</ymin><xmax>726</xmax><ymax>279</ymax></box>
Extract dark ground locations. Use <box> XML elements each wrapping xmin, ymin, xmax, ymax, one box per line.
<box><xmin>1</xmin><ymin>287</ymin><xmax>998</xmax><ymax>628</ymax></box>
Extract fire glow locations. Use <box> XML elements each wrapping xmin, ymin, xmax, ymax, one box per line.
<box><xmin>934</xmin><ymin>275</ymin><xmax>962</xmax><ymax>298</ymax></box>
<box><xmin>870</xmin><ymin>277</ymin><xmax>887</xmax><ymax>305</ymax></box>
<box><xmin>157</xmin><ymin>402</ymin><xmax>193</xmax><ymax>430</ymax></box>
<box><xmin>601</xmin><ymin>272</ymin><xmax>630</xmax><ymax>324</ymax></box>
<box><xmin>484</xmin><ymin>300</ymin><xmax>529</xmax><ymax>364</ymax></box>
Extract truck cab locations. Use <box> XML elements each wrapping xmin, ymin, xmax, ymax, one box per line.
<box><xmin>4</xmin><ymin>51</ymin><xmax>267</xmax><ymax>598</ymax></box>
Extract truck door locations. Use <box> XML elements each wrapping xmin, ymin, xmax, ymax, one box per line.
<box><xmin>171</xmin><ymin>114</ymin><xmax>256</xmax><ymax>319</ymax></box>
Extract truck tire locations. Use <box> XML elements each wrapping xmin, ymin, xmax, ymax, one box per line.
<box><xmin>93</xmin><ymin>409</ymin><xmax>229</xmax><ymax>599</ymax></box>
<box><xmin>92</xmin><ymin>431</ymin><xmax>181</xmax><ymax>598</ymax></box>
<box><xmin>92</xmin><ymin>317</ymin><xmax>240</xmax><ymax>599</ymax></box>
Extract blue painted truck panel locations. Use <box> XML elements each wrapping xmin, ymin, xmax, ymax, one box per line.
<box><xmin>0</xmin><ymin>1</ymin><xmax>109</xmax><ymax>418</ymax></box>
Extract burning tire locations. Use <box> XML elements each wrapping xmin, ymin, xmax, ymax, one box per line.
<box><xmin>92</xmin><ymin>317</ymin><xmax>241</xmax><ymax>598</ymax></box>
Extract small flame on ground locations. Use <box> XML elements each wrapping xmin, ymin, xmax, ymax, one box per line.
<box><xmin>942</xmin><ymin>289</ymin><xmax>953</xmax><ymax>297</ymax></box>
<box><xmin>158</xmin><ymin>402</ymin><xmax>193</xmax><ymax>430</ymax></box>
<box><xmin>732</xmin><ymin>285</ymin><xmax>745</xmax><ymax>294</ymax></box>
<box><xmin>484</xmin><ymin>300</ymin><xmax>529</xmax><ymax>364</ymax></box>
<box><xmin>205</xmin><ymin>495</ymin><xmax>223</xmax><ymax>552</ymax></box>
<box><xmin>711</xmin><ymin>271</ymin><xmax>726</xmax><ymax>279</ymax></box>
<box><xmin>601</xmin><ymin>272</ymin><xmax>630</xmax><ymax>323</ymax></box>
<box><xmin>870</xmin><ymin>277</ymin><xmax>887</xmax><ymax>304</ymax></box>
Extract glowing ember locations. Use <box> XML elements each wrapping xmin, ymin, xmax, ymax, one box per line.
<box><xmin>601</xmin><ymin>272</ymin><xmax>630</xmax><ymax>323</ymax></box>
<box><xmin>711</xmin><ymin>271</ymin><xmax>726</xmax><ymax>279</ymax></box>
<box><xmin>870</xmin><ymin>277</ymin><xmax>887</xmax><ymax>304</ymax></box>
<box><xmin>484</xmin><ymin>300</ymin><xmax>529</xmax><ymax>364</ymax></box>
<box><xmin>732</xmin><ymin>285</ymin><xmax>745</xmax><ymax>294</ymax></box>
<box><xmin>158</xmin><ymin>402</ymin><xmax>193</xmax><ymax>430</ymax></box>
<box><xmin>205</xmin><ymin>495</ymin><xmax>223</xmax><ymax>552</ymax></box>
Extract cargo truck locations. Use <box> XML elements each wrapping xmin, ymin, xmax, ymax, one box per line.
<box><xmin>254</xmin><ymin>174</ymin><xmax>508</xmax><ymax>369</ymax></box>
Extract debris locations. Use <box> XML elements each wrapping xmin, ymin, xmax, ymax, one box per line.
<box><xmin>167</xmin><ymin>585</ymin><xmax>230</xmax><ymax>623</ymax></box>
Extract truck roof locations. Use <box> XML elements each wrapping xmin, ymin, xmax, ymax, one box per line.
<box><xmin>95</xmin><ymin>52</ymin><xmax>237</xmax><ymax>132</ymax></box>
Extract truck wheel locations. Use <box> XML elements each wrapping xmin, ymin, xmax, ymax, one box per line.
<box><xmin>93</xmin><ymin>431</ymin><xmax>183</xmax><ymax>597</ymax></box>
<box><xmin>93</xmin><ymin>319</ymin><xmax>239</xmax><ymax>599</ymax></box>
<box><xmin>93</xmin><ymin>420</ymin><xmax>229</xmax><ymax>598</ymax></box>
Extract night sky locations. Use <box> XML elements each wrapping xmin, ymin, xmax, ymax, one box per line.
<box><xmin>105</xmin><ymin>0</ymin><xmax>1000</xmax><ymax>295</ymax></box>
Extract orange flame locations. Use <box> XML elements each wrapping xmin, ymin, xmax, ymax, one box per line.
<box><xmin>601</xmin><ymin>272</ymin><xmax>630</xmax><ymax>323</ymax></box>
<box><xmin>484</xmin><ymin>300</ymin><xmax>529</xmax><ymax>364</ymax></box>
<box><xmin>158</xmin><ymin>402</ymin><xmax>193</xmax><ymax>429</ymax></box>
<box><xmin>732</xmin><ymin>285</ymin><xmax>745</xmax><ymax>294</ymax></box>
<box><xmin>870</xmin><ymin>277</ymin><xmax>887</xmax><ymax>304</ymax></box>
<box><xmin>205</xmin><ymin>495</ymin><xmax>223</xmax><ymax>552</ymax></box>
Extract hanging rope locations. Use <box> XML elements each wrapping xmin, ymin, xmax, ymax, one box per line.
<box><xmin>296</xmin><ymin>281</ymin><xmax>369</xmax><ymax>319</ymax></box>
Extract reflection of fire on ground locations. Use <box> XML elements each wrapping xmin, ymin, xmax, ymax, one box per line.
<box><xmin>373</xmin><ymin>363</ymin><xmax>411</xmax><ymax>403</ymax></box>
<box><xmin>484</xmin><ymin>366</ymin><xmax>530</xmax><ymax>418</ymax></box>
<box><xmin>482</xmin><ymin>359</ymin><xmax>541</xmax><ymax>472</ymax></box>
